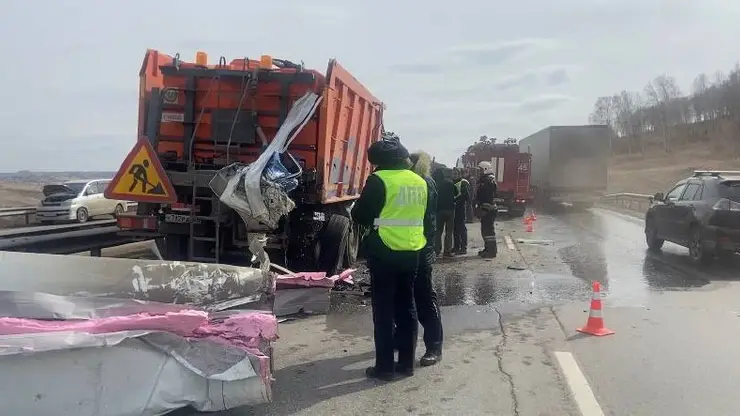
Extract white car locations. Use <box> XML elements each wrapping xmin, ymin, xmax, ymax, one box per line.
<box><xmin>36</xmin><ymin>179</ymin><xmax>131</xmax><ymax>224</ymax></box>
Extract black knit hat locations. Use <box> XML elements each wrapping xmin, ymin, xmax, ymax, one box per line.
<box><xmin>368</xmin><ymin>139</ymin><xmax>410</xmax><ymax>166</ymax></box>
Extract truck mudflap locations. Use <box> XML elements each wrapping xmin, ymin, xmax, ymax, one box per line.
<box><xmin>0</xmin><ymin>251</ymin><xmax>277</xmax><ymax>414</ymax></box>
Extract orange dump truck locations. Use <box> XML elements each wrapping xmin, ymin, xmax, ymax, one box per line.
<box><xmin>108</xmin><ymin>50</ymin><xmax>384</xmax><ymax>273</ymax></box>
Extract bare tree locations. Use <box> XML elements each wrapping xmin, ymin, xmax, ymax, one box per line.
<box><xmin>721</xmin><ymin>64</ymin><xmax>740</xmax><ymax>154</ymax></box>
<box><xmin>587</xmin><ymin>61</ymin><xmax>740</xmax><ymax>157</ymax></box>
<box><xmin>691</xmin><ymin>73</ymin><xmax>709</xmax><ymax>122</ymax></box>
<box><xmin>613</xmin><ymin>90</ymin><xmax>643</xmax><ymax>153</ymax></box>
<box><xmin>589</xmin><ymin>96</ymin><xmax>619</xmax><ymax>153</ymax></box>
<box><xmin>644</xmin><ymin>75</ymin><xmax>682</xmax><ymax>152</ymax></box>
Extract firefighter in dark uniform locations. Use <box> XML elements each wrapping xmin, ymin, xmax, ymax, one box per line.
<box><xmin>452</xmin><ymin>168</ymin><xmax>471</xmax><ymax>255</ymax></box>
<box><xmin>476</xmin><ymin>161</ymin><xmax>498</xmax><ymax>258</ymax></box>
<box><xmin>351</xmin><ymin>139</ymin><xmax>431</xmax><ymax>380</ymax></box>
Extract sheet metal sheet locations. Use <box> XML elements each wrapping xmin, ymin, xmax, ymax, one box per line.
<box><xmin>0</xmin><ymin>251</ymin><xmax>275</xmax><ymax>311</ymax></box>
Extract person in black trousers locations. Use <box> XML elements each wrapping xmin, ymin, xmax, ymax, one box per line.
<box><xmin>406</xmin><ymin>151</ymin><xmax>444</xmax><ymax>366</ymax></box>
<box><xmin>476</xmin><ymin>161</ymin><xmax>498</xmax><ymax>258</ymax></box>
<box><xmin>432</xmin><ymin>168</ymin><xmax>459</xmax><ymax>257</ymax></box>
<box><xmin>351</xmin><ymin>139</ymin><xmax>432</xmax><ymax>381</ymax></box>
<box><xmin>452</xmin><ymin>168</ymin><xmax>472</xmax><ymax>255</ymax></box>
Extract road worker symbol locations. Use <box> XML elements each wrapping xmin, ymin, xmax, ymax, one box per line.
<box><xmin>127</xmin><ymin>159</ymin><xmax>165</xmax><ymax>195</ymax></box>
<box><xmin>105</xmin><ymin>139</ymin><xmax>177</xmax><ymax>203</ymax></box>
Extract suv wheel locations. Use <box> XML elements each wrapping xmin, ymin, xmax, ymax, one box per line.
<box><xmin>645</xmin><ymin>218</ymin><xmax>664</xmax><ymax>251</ymax></box>
<box><xmin>114</xmin><ymin>204</ymin><xmax>125</xmax><ymax>218</ymax></box>
<box><xmin>76</xmin><ymin>207</ymin><xmax>89</xmax><ymax>223</ymax></box>
<box><xmin>688</xmin><ymin>226</ymin><xmax>712</xmax><ymax>266</ymax></box>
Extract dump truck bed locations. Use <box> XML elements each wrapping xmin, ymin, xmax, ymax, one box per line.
<box><xmin>138</xmin><ymin>50</ymin><xmax>384</xmax><ymax>204</ymax></box>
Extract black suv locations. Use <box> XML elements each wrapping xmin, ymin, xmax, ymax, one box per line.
<box><xmin>645</xmin><ymin>171</ymin><xmax>740</xmax><ymax>265</ymax></box>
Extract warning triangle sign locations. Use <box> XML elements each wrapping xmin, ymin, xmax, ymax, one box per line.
<box><xmin>105</xmin><ymin>139</ymin><xmax>177</xmax><ymax>204</ymax></box>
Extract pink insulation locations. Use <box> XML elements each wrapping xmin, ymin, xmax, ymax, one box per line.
<box><xmin>0</xmin><ymin>310</ymin><xmax>278</xmax><ymax>358</ymax></box>
<box><xmin>276</xmin><ymin>268</ymin><xmax>356</xmax><ymax>288</ymax></box>
<box><xmin>0</xmin><ymin>310</ymin><xmax>209</xmax><ymax>336</ymax></box>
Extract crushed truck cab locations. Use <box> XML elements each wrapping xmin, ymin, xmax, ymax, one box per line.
<box><xmin>108</xmin><ymin>50</ymin><xmax>384</xmax><ymax>273</ymax></box>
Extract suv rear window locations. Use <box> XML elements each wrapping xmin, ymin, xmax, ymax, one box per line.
<box><xmin>719</xmin><ymin>181</ymin><xmax>740</xmax><ymax>201</ymax></box>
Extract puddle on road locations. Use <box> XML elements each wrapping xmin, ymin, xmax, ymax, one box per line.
<box><xmin>545</xmin><ymin>210</ymin><xmax>740</xmax><ymax>304</ymax></box>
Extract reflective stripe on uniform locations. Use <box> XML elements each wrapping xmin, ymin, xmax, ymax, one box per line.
<box><xmin>373</xmin><ymin>218</ymin><xmax>424</xmax><ymax>226</ymax></box>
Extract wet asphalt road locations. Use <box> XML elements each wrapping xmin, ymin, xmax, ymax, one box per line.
<box><xmin>166</xmin><ymin>207</ymin><xmax>740</xmax><ymax>415</ymax></box>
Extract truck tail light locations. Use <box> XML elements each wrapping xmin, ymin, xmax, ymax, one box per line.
<box><xmin>169</xmin><ymin>203</ymin><xmax>200</xmax><ymax>213</ymax></box>
<box><xmin>117</xmin><ymin>215</ymin><xmax>158</xmax><ymax>230</ymax></box>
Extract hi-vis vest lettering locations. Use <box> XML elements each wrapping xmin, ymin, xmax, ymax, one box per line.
<box><xmin>105</xmin><ymin>138</ymin><xmax>177</xmax><ymax>204</ymax></box>
<box><xmin>373</xmin><ymin>170</ymin><xmax>428</xmax><ymax>251</ymax></box>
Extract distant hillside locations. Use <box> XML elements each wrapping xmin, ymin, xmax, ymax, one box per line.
<box><xmin>0</xmin><ymin>171</ymin><xmax>116</xmax><ymax>185</ymax></box>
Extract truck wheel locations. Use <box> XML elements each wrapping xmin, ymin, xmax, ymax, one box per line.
<box><xmin>344</xmin><ymin>222</ymin><xmax>360</xmax><ymax>267</ymax></box>
<box><xmin>319</xmin><ymin>214</ymin><xmax>350</xmax><ymax>275</ymax></box>
<box><xmin>156</xmin><ymin>235</ymin><xmax>188</xmax><ymax>261</ymax></box>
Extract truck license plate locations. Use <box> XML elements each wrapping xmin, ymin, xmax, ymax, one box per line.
<box><xmin>165</xmin><ymin>213</ymin><xmax>194</xmax><ymax>224</ymax></box>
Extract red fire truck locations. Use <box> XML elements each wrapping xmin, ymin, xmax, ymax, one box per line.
<box><xmin>458</xmin><ymin>142</ymin><xmax>532</xmax><ymax>217</ymax></box>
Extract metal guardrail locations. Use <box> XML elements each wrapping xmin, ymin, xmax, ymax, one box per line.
<box><xmin>0</xmin><ymin>207</ymin><xmax>37</xmax><ymax>224</ymax></box>
<box><xmin>0</xmin><ymin>220</ymin><xmax>145</xmax><ymax>256</ymax></box>
<box><xmin>0</xmin><ymin>203</ymin><xmax>138</xmax><ymax>226</ymax></box>
<box><xmin>600</xmin><ymin>193</ymin><xmax>652</xmax><ymax>213</ymax></box>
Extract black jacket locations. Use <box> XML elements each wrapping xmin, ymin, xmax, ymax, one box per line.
<box><xmin>351</xmin><ymin>167</ymin><xmax>436</xmax><ymax>263</ymax></box>
<box><xmin>455</xmin><ymin>178</ymin><xmax>472</xmax><ymax>209</ymax></box>
<box><xmin>476</xmin><ymin>174</ymin><xmax>498</xmax><ymax>205</ymax></box>
<box><xmin>434</xmin><ymin>175</ymin><xmax>458</xmax><ymax>212</ymax></box>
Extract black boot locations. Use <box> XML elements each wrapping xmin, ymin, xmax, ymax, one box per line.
<box><xmin>479</xmin><ymin>239</ymin><xmax>497</xmax><ymax>258</ymax></box>
<box><xmin>393</xmin><ymin>363</ymin><xmax>415</xmax><ymax>377</ymax></box>
<box><xmin>420</xmin><ymin>349</ymin><xmax>442</xmax><ymax>367</ymax></box>
<box><xmin>365</xmin><ymin>366</ymin><xmax>395</xmax><ymax>381</ymax></box>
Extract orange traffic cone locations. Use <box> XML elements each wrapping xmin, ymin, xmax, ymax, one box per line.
<box><xmin>577</xmin><ymin>281</ymin><xmax>614</xmax><ymax>336</ymax></box>
<box><xmin>531</xmin><ymin>211</ymin><xmax>537</xmax><ymax>221</ymax></box>
<box><xmin>525</xmin><ymin>222</ymin><xmax>533</xmax><ymax>232</ymax></box>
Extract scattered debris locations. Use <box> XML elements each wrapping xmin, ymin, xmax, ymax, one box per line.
<box><xmin>507</xmin><ymin>265</ymin><xmax>527</xmax><ymax>271</ymax></box>
<box><xmin>515</xmin><ymin>238</ymin><xmax>554</xmax><ymax>245</ymax></box>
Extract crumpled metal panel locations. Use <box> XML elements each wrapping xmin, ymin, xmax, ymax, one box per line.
<box><xmin>0</xmin><ymin>335</ymin><xmax>270</xmax><ymax>415</ymax></box>
<box><xmin>0</xmin><ymin>251</ymin><xmax>275</xmax><ymax>311</ymax></box>
<box><xmin>0</xmin><ymin>251</ymin><xmax>277</xmax><ymax>414</ymax></box>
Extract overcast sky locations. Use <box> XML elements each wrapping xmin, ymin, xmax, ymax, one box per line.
<box><xmin>2</xmin><ymin>0</ymin><xmax>739</xmax><ymax>171</ymax></box>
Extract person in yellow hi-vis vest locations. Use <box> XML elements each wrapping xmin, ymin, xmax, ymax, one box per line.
<box><xmin>351</xmin><ymin>138</ymin><xmax>432</xmax><ymax>381</ymax></box>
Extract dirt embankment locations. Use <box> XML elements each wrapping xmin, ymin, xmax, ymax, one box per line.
<box><xmin>608</xmin><ymin>120</ymin><xmax>740</xmax><ymax>195</ymax></box>
<box><xmin>609</xmin><ymin>145</ymin><xmax>740</xmax><ymax>195</ymax></box>
<box><xmin>0</xmin><ymin>182</ymin><xmax>43</xmax><ymax>228</ymax></box>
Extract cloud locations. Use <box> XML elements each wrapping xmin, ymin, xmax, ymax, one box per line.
<box><xmin>389</xmin><ymin>63</ymin><xmax>446</xmax><ymax>75</ymax></box>
<box><xmin>518</xmin><ymin>94</ymin><xmax>574</xmax><ymax>112</ymax></box>
<box><xmin>416</xmin><ymin>64</ymin><xmax>579</xmax><ymax>100</ymax></box>
<box><xmin>449</xmin><ymin>38</ymin><xmax>559</xmax><ymax>66</ymax></box>
<box><xmin>389</xmin><ymin>38</ymin><xmax>559</xmax><ymax>75</ymax></box>
<box><xmin>545</xmin><ymin>68</ymin><xmax>570</xmax><ymax>86</ymax></box>
<box><xmin>2</xmin><ymin>0</ymin><xmax>740</xmax><ymax>169</ymax></box>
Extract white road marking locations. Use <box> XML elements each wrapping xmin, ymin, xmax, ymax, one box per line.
<box><xmin>554</xmin><ymin>351</ymin><xmax>605</xmax><ymax>416</ymax></box>
<box><xmin>504</xmin><ymin>235</ymin><xmax>516</xmax><ymax>250</ymax></box>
